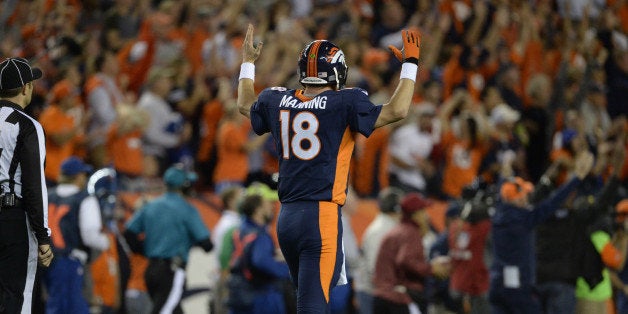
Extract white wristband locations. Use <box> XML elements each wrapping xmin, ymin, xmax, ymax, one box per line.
<box><xmin>239</xmin><ymin>62</ymin><xmax>255</xmax><ymax>81</ymax></box>
<box><xmin>399</xmin><ymin>63</ymin><xmax>418</xmax><ymax>82</ymax></box>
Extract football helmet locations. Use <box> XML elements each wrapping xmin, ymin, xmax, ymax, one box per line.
<box><xmin>298</xmin><ymin>40</ymin><xmax>348</xmax><ymax>90</ymax></box>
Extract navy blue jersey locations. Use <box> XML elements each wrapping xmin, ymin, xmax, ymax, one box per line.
<box><xmin>250</xmin><ymin>87</ymin><xmax>382</xmax><ymax>205</ymax></box>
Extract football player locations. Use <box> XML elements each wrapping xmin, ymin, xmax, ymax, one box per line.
<box><xmin>237</xmin><ymin>24</ymin><xmax>421</xmax><ymax>313</ymax></box>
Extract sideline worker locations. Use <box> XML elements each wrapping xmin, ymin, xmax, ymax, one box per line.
<box><xmin>124</xmin><ymin>164</ymin><xmax>213</xmax><ymax>314</ymax></box>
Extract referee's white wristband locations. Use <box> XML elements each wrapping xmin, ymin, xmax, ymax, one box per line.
<box><xmin>400</xmin><ymin>63</ymin><xmax>418</xmax><ymax>82</ymax></box>
<box><xmin>239</xmin><ymin>62</ymin><xmax>255</xmax><ymax>81</ymax></box>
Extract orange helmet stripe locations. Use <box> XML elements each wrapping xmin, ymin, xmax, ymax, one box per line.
<box><xmin>307</xmin><ymin>40</ymin><xmax>323</xmax><ymax>78</ymax></box>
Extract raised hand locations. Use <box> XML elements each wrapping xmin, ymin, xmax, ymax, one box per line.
<box><xmin>242</xmin><ymin>24</ymin><xmax>264</xmax><ymax>63</ymax></box>
<box><xmin>388</xmin><ymin>29</ymin><xmax>421</xmax><ymax>64</ymax></box>
<box><xmin>573</xmin><ymin>150</ymin><xmax>594</xmax><ymax>180</ymax></box>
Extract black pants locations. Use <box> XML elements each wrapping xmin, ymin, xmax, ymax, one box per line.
<box><xmin>373</xmin><ymin>296</ymin><xmax>409</xmax><ymax>314</ymax></box>
<box><xmin>145</xmin><ymin>259</ymin><xmax>185</xmax><ymax>314</ymax></box>
<box><xmin>0</xmin><ymin>208</ymin><xmax>29</xmax><ymax>313</ymax></box>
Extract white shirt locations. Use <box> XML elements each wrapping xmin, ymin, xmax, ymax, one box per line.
<box><xmin>389</xmin><ymin>122</ymin><xmax>435</xmax><ymax>191</ymax></box>
<box><xmin>355</xmin><ymin>213</ymin><xmax>398</xmax><ymax>293</ymax></box>
<box><xmin>211</xmin><ymin>210</ymin><xmax>241</xmax><ymax>262</ymax></box>
<box><xmin>55</xmin><ymin>184</ymin><xmax>110</xmax><ymax>251</ymax></box>
<box><xmin>86</xmin><ymin>73</ymin><xmax>125</xmax><ymax>146</ymax></box>
<box><xmin>137</xmin><ymin>91</ymin><xmax>183</xmax><ymax>157</ymax></box>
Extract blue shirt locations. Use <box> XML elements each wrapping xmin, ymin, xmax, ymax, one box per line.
<box><xmin>125</xmin><ymin>192</ymin><xmax>210</xmax><ymax>262</ymax></box>
<box><xmin>238</xmin><ymin>218</ymin><xmax>290</xmax><ymax>281</ymax></box>
<box><xmin>250</xmin><ymin>87</ymin><xmax>382</xmax><ymax>205</ymax></box>
<box><xmin>490</xmin><ymin>178</ymin><xmax>580</xmax><ymax>288</ymax></box>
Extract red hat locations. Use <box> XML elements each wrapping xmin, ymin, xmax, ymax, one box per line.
<box><xmin>615</xmin><ymin>199</ymin><xmax>628</xmax><ymax>223</ymax></box>
<box><xmin>401</xmin><ymin>193</ymin><xmax>431</xmax><ymax>216</ymax></box>
<box><xmin>500</xmin><ymin>177</ymin><xmax>534</xmax><ymax>202</ymax></box>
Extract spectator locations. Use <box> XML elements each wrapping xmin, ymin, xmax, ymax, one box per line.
<box><xmin>573</xmin><ymin>138</ymin><xmax>627</xmax><ymax>314</ymax></box>
<box><xmin>522</xmin><ymin>73</ymin><xmax>553</xmax><ymax>182</ymax></box>
<box><xmin>227</xmin><ymin>193</ymin><xmax>290</xmax><ymax>314</ymax></box>
<box><xmin>213</xmin><ymin>102</ymin><xmax>269</xmax><ymax>194</ymax></box>
<box><xmin>351</xmin><ymin>127</ymin><xmax>391</xmax><ymax>198</ymax></box>
<box><xmin>488</xmin><ymin>149</ymin><xmax>594</xmax><ymax>314</ymax></box>
<box><xmin>116</xmin><ymin>2</ymin><xmax>187</xmax><ymax>94</ymax></box>
<box><xmin>106</xmin><ymin>103</ymin><xmax>149</xmax><ymax>192</ymax></box>
<box><xmin>388</xmin><ymin>104</ymin><xmax>439</xmax><ymax>194</ymax></box>
<box><xmin>536</xmin><ymin>133</ymin><xmax>625</xmax><ymax>314</ymax></box>
<box><xmin>84</xmin><ymin>50</ymin><xmax>127</xmax><ymax>168</ymax></box>
<box><xmin>481</xmin><ymin>103</ymin><xmax>525</xmax><ymax>182</ymax></box>
<box><xmin>210</xmin><ymin>186</ymin><xmax>244</xmax><ymax>314</ymax></box>
<box><xmin>355</xmin><ymin>187</ymin><xmax>403</xmax><ymax>314</ymax></box>
<box><xmin>44</xmin><ymin>156</ymin><xmax>110</xmax><ymax>314</ymax></box>
<box><xmin>39</xmin><ymin>80</ymin><xmax>85</xmax><ymax>185</ymax></box>
<box><xmin>373</xmin><ymin>192</ymin><xmax>450</xmax><ymax>314</ymax></box>
<box><xmin>138</xmin><ymin>67</ymin><xmax>190</xmax><ymax>174</ymax></box>
<box><xmin>438</xmin><ymin>90</ymin><xmax>488</xmax><ymax>199</ymax></box>
<box><xmin>124</xmin><ymin>164</ymin><xmax>213</xmax><ymax>313</ymax></box>
<box><xmin>427</xmin><ymin>201</ymin><xmax>463</xmax><ymax>314</ymax></box>
<box><xmin>580</xmin><ymin>83</ymin><xmax>611</xmax><ymax>142</ymax></box>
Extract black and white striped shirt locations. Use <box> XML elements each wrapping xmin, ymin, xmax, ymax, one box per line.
<box><xmin>0</xmin><ymin>100</ymin><xmax>50</xmax><ymax>244</ymax></box>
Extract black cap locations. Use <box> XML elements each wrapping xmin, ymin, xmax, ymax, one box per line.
<box><xmin>0</xmin><ymin>58</ymin><xmax>43</xmax><ymax>90</ymax></box>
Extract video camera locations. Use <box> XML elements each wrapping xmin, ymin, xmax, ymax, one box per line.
<box><xmin>460</xmin><ymin>179</ymin><xmax>496</xmax><ymax>224</ymax></box>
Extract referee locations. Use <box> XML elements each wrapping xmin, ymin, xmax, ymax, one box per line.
<box><xmin>0</xmin><ymin>57</ymin><xmax>53</xmax><ymax>313</ymax></box>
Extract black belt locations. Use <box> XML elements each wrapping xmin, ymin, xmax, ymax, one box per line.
<box><xmin>149</xmin><ymin>257</ymin><xmax>185</xmax><ymax>269</ymax></box>
<box><xmin>0</xmin><ymin>193</ymin><xmax>22</xmax><ymax>208</ymax></box>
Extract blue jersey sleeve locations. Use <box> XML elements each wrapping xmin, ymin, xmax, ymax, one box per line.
<box><xmin>345</xmin><ymin>88</ymin><xmax>382</xmax><ymax>137</ymax></box>
<box><xmin>250</xmin><ymin>89</ymin><xmax>273</xmax><ymax>135</ymax></box>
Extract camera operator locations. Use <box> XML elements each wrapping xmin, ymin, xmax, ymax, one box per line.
<box><xmin>448</xmin><ymin>181</ymin><xmax>495</xmax><ymax>314</ymax></box>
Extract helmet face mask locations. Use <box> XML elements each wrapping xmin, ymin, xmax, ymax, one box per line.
<box><xmin>298</xmin><ymin>40</ymin><xmax>348</xmax><ymax>90</ymax></box>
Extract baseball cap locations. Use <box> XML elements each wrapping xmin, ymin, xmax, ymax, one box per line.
<box><xmin>0</xmin><ymin>57</ymin><xmax>43</xmax><ymax>90</ymax></box>
<box><xmin>500</xmin><ymin>177</ymin><xmax>534</xmax><ymax>202</ymax></box>
<box><xmin>400</xmin><ymin>192</ymin><xmax>431</xmax><ymax>216</ymax></box>
<box><xmin>378</xmin><ymin>187</ymin><xmax>404</xmax><ymax>213</ymax></box>
<box><xmin>163</xmin><ymin>165</ymin><xmax>198</xmax><ymax>188</ymax></box>
<box><xmin>246</xmin><ymin>182</ymin><xmax>279</xmax><ymax>201</ymax></box>
<box><xmin>60</xmin><ymin>156</ymin><xmax>93</xmax><ymax>176</ymax></box>
<box><xmin>490</xmin><ymin>103</ymin><xmax>520</xmax><ymax>125</ymax></box>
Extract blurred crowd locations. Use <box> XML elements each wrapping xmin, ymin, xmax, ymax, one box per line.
<box><xmin>2</xmin><ymin>0</ymin><xmax>627</xmax><ymax>313</ymax></box>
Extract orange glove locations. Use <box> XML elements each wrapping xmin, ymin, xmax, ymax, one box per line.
<box><xmin>388</xmin><ymin>29</ymin><xmax>421</xmax><ymax>65</ymax></box>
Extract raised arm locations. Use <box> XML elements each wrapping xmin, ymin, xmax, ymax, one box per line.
<box><xmin>374</xmin><ymin>29</ymin><xmax>421</xmax><ymax>128</ymax></box>
<box><xmin>237</xmin><ymin>24</ymin><xmax>264</xmax><ymax>119</ymax></box>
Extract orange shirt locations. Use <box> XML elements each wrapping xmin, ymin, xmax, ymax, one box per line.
<box><xmin>39</xmin><ymin>105</ymin><xmax>79</xmax><ymax>181</ymax></box>
<box><xmin>186</xmin><ymin>26</ymin><xmax>212</xmax><ymax>74</ymax></box>
<box><xmin>106</xmin><ymin>123</ymin><xmax>144</xmax><ymax>176</ymax></box>
<box><xmin>213</xmin><ymin>120</ymin><xmax>250</xmax><ymax>183</ymax></box>
<box><xmin>126</xmin><ymin>253</ymin><xmax>148</xmax><ymax>292</ymax></box>
<box><xmin>196</xmin><ymin>100</ymin><xmax>224</xmax><ymax>162</ymax></box>
<box><xmin>441</xmin><ymin>131</ymin><xmax>486</xmax><ymax>198</ymax></box>
<box><xmin>351</xmin><ymin>128</ymin><xmax>390</xmax><ymax>197</ymax></box>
